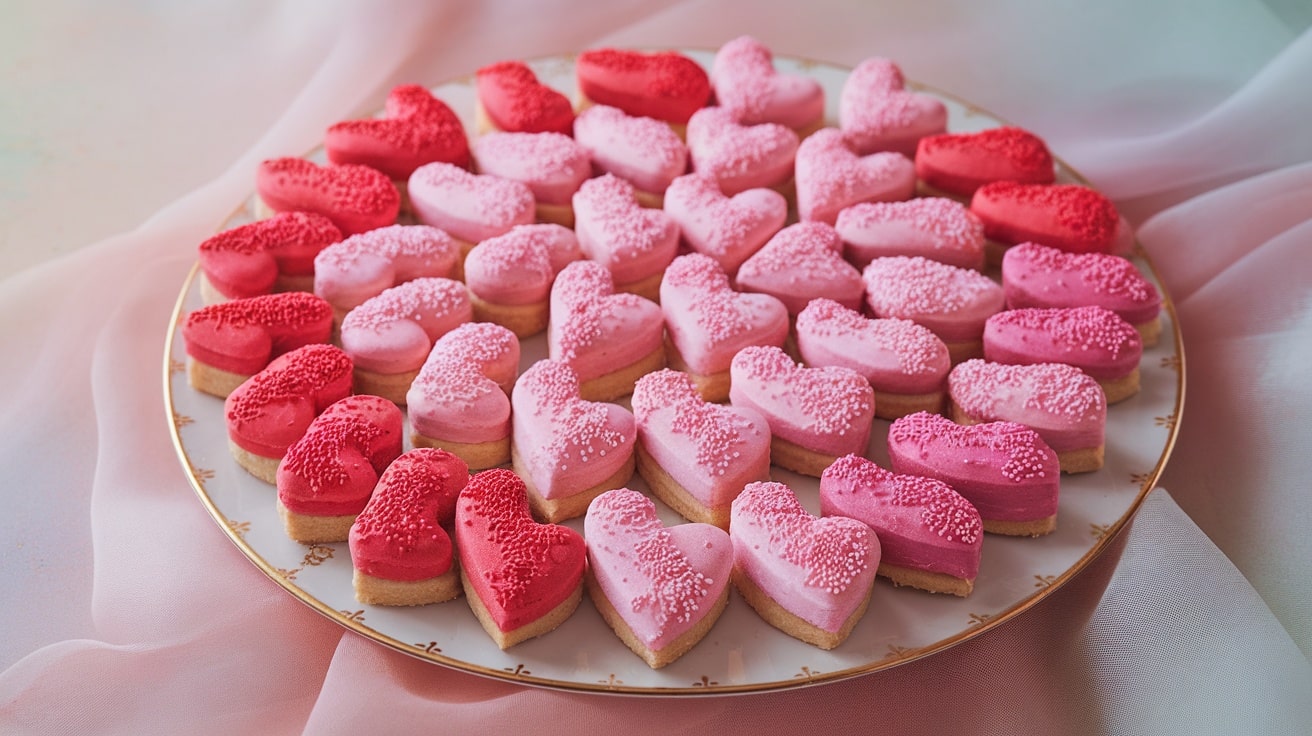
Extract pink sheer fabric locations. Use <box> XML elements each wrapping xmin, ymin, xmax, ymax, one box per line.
<box><xmin>2</xmin><ymin>2</ymin><xmax>1309</xmax><ymax>733</ymax></box>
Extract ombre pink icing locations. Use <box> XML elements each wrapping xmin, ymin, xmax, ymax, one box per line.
<box><xmin>255</xmin><ymin>158</ymin><xmax>400</xmax><ymax>236</ymax></box>
<box><xmin>471</xmin><ymin>131</ymin><xmax>591</xmax><ymax>205</ymax></box>
<box><xmin>983</xmin><ymin>306</ymin><xmax>1143</xmax><ymax>381</ymax></box>
<box><xmin>324</xmin><ymin>84</ymin><xmax>471</xmax><ymax>180</ymax></box>
<box><xmin>660</xmin><ymin>253</ymin><xmax>789</xmax><ymax>376</ymax></box>
<box><xmin>463</xmin><ymin>224</ymin><xmax>581</xmax><ymax>306</ymax></box>
<box><xmin>224</xmin><ymin>343</ymin><xmax>354</xmax><ymax>460</ymax></box>
<box><xmin>662</xmin><ymin>172</ymin><xmax>786</xmax><ymax>276</ymax></box>
<box><xmin>729</xmin><ymin>345</ymin><xmax>875</xmax><ymax>459</ymax></box>
<box><xmin>1001</xmin><ymin>241</ymin><xmax>1161</xmax><ymax>326</ymax></box>
<box><xmin>819</xmin><ymin>454</ymin><xmax>981</xmax><ymax>582</ymax></box>
<box><xmin>406</xmin><ymin>322</ymin><xmax>520</xmax><ymax>445</ymax></box>
<box><xmin>338</xmin><ymin>277</ymin><xmax>471</xmax><ymax>375</ymax></box>
<box><xmin>276</xmin><ymin>395</ymin><xmax>404</xmax><ymax>517</ymax></box>
<box><xmin>548</xmin><ymin>260</ymin><xmax>665</xmax><ymax>383</ymax></box>
<box><xmin>795</xmin><ymin>128</ymin><xmax>916</xmax><ymax>225</ymax></box>
<box><xmin>197</xmin><ymin>212</ymin><xmax>342</xmax><ymax>300</ymax></box>
<box><xmin>313</xmin><ymin>224</ymin><xmax>460</xmax><ymax>315</ymax></box>
<box><xmin>685</xmin><ymin>106</ymin><xmax>798</xmax><ymax>195</ymax></box>
<box><xmin>571</xmin><ymin>174</ymin><xmax>679</xmax><ymax>287</ymax></box>
<box><xmin>710</xmin><ymin>36</ymin><xmax>825</xmax><ymax>131</ymax></box>
<box><xmin>632</xmin><ymin>369</ymin><xmax>771</xmax><ymax>511</ymax></box>
<box><xmin>183</xmin><ymin>291</ymin><xmax>334</xmax><ymax>376</ymax></box>
<box><xmin>585</xmin><ymin>489</ymin><xmax>733</xmax><ymax>651</ymax></box>
<box><xmin>730</xmin><ymin>481</ymin><xmax>879</xmax><ymax>634</ymax></box>
<box><xmin>407</xmin><ymin>162</ymin><xmax>535</xmax><ymax>243</ymax></box>
<box><xmin>887</xmin><ymin>411</ymin><xmax>1059</xmax><ymax>524</ymax></box>
<box><xmin>349</xmin><ymin>448</ymin><xmax>469</xmax><ymax>582</ymax></box>
<box><xmin>573</xmin><ymin>105</ymin><xmax>688</xmax><ymax>195</ymax></box>
<box><xmin>948</xmin><ymin>359</ymin><xmax>1107</xmax><ymax>453</ymax></box>
<box><xmin>838</xmin><ymin>57</ymin><xmax>947</xmax><ymax>157</ymax></box>
<box><xmin>735</xmin><ymin>221</ymin><xmax>864</xmax><ymax>315</ymax></box>
<box><xmin>834</xmin><ymin>198</ymin><xmax>986</xmax><ymax>270</ymax></box>
<box><xmin>795</xmin><ymin>298</ymin><xmax>950</xmax><ymax>396</ymax></box>
<box><xmin>862</xmin><ymin>256</ymin><xmax>1005</xmax><ymax>343</ymax></box>
<box><xmin>510</xmin><ymin>360</ymin><xmax>637</xmax><ymax>501</ymax></box>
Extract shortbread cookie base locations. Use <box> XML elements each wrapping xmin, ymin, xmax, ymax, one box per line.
<box><xmin>353</xmin><ymin>566</ymin><xmax>461</xmax><ymax>607</ymax></box>
<box><xmin>461</xmin><ymin>566</ymin><xmax>583</xmax><ymax>650</ymax></box>
<box><xmin>469</xmin><ymin>292</ymin><xmax>549</xmax><ymax>338</ymax></box>
<box><xmin>731</xmin><ymin>565</ymin><xmax>869</xmax><ymax>650</ymax></box>
<box><xmin>1098</xmin><ymin>367</ymin><xmax>1140</xmax><ymax>405</ymax></box>
<box><xmin>586</xmin><ymin>566</ymin><xmax>729</xmax><ymax>668</ymax></box>
<box><xmin>411</xmin><ymin>432</ymin><xmax>510</xmax><ymax>471</ymax></box>
<box><xmin>512</xmin><ymin>445</ymin><xmax>636</xmax><ymax>524</ymax></box>
<box><xmin>227</xmin><ymin>439</ymin><xmax>281</xmax><ymax>484</ymax></box>
<box><xmin>576</xmin><ymin>345</ymin><xmax>666</xmax><ymax>402</ymax></box>
<box><xmin>872</xmin><ymin>388</ymin><xmax>945</xmax><ymax>421</ymax></box>
<box><xmin>769</xmin><ymin>436</ymin><xmax>839</xmax><ymax>479</ymax></box>
<box><xmin>878</xmin><ymin>561</ymin><xmax>975</xmax><ymax>597</ymax></box>
<box><xmin>663</xmin><ymin>337</ymin><xmax>731</xmax><ymax>404</ymax></box>
<box><xmin>983</xmin><ymin>514</ymin><xmax>1057</xmax><ymax>537</ymax></box>
<box><xmin>353</xmin><ymin>367</ymin><xmax>419</xmax><ymax>406</ymax></box>
<box><xmin>634</xmin><ymin>442</ymin><xmax>736</xmax><ymax>529</ymax></box>
<box><xmin>611</xmin><ymin>269</ymin><xmax>665</xmax><ymax>304</ymax></box>
<box><xmin>276</xmin><ymin>498</ymin><xmax>355</xmax><ymax>544</ymax></box>
<box><xmin>187</xmin><ymin>357</ymin><xmax>252</xmax><ymax>399</ymax></box>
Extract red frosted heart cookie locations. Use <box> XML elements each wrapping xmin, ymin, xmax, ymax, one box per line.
<box><xmin>475</xmin><ymin>60</ymin><xmax>575</xmax><ymax>135</ymax></box>
<box><xmin>255</xmin><ymin>158</ymin><xmax>400</xmax><ymax>236</ymax></box>
<box><xmin>571</xmin><ymin>174</ymin><xmax>680</xmax><ymax>301</ymax></box>
<box><xmin>970</xmin><ymin>181</ymin><xmax>1130</xmax><ymax>257</ymax></box>
<box><xmin>197</xmin><ymin>211</ymin><xmax>342</xmax><ymax>303</ymax></box>
<box><xmin>839</xmin><ymin>57</ymin><xmax>947</xmax><ymax>157</ymax></box>
<box><xmin>324</xmin><ymin>84</ymin><xmax>471</xmax><ymax>181</ymax></box>
<box><xmin>407</xmin><ymin>162</ymin><xmax>535</xmax><ymax>250</ymax></box>
<box><xmin>455</xmin><ymin>468</ymin><xmax>587</xmax><ymax>649</ymax></box>
<box><xmin>312</xmin><ymin>224</ymin><xmax>460</xmax><ymax>322</ymax></box>
<box><xmin>576</xmin><ymin>48</ymin><xmax>711</xmax><ymax>127</ymax></box>
<box><xmin>795</xmin><ymin>128</ymin><xmax>916</xmax><ymax>225</ymax></box>
<box><xmin>710</xmin><ymin>35</ymin><xmax>825</xmax><ymax>134</ymax></box>
<box><xmin>662</xmin><ymin>172</ymin><xmax>787</xmax><ymax>277</ymax></box>
<box><xmin>735</xmin><ymin>221</ymin><xmax>865</xmax><ymax>315</ymax></box>
<box><xmin>915</xmin><ymin>126</ymin><xmax>1055</xmax><ymax>199</ymax></box>
<box><xmin>685</xmin><ymin>106</ymin><xmax>798</xmax><ymax>195</ymax></box>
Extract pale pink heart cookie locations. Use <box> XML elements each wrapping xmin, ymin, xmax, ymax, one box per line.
<box><xmin>839</xmin><ymin>57</ymin><xmax>947</xmax><ymax>157</ymax></box>
<box><xmin>710</xmin><ymin>35</ymin><xmax>825</xmax><ymax>133</ymax></box>
<box><xmin>313</xmin><ymin>224</ymin><xmax>460</xmax><ymax>322</ymax></box>
<box><xmin>571</xmin><ymin>174</ymin><xmax>680</xmax><ymax>300</ymax></box>
<box><xmin>631</xmin><ymin>369</ymin><xmax>771</xmax><ymax>528</ymax></box>
<box><xmin>197</xmin><ymin>211</ymin><xmax>342</xmax><ymax>303</ymax></box>
<box><xmin>275</xmin><ymin>394</ymin><xmax>404</xmax><ymax>544</ymax></box>
<box><xmin>834</xmin><ymin>197</ymin><xmax>986</xmax><ymax>271</ymax></box>
<box><xmin>573</xmin><ymin>105</ymin><xmax>689</xmax><ymax>204</ymax></box>
<box><xmin>861</xmin><ymin>255</ymin><xmax>1005</xmax><ymax>362</ymax></box>
<box><xmin>970</xmin><ymin>181</ymin><xmax>1135</xmax><ymax>258</ymax></box>
<box><xmin>659</xmin><ymin>253</ymin><xmax>789</xmax><ymax>401</ymax></box>
<box><xmin>324</xmin><ymin>84</ymin><xmax>471</xmax><ymax>181</ymax></box>
<box><xmin>685</xmin><ymin>106</ymin><xmax>798</xmax><ymax>195</ymax></box>
<box><xmin>794</xmin><ymin>298</ymin><xmax>950</xmax><ymax>419</ymax></box>
<box><xmin>471</xmin><ymin>131</ymin><xmax>591</xmax><ymax>227</ymax></box>
<box><xmin>255</xmin><ymin>157</ymin><xmax>400</xmax><ymax>236</ymax></box>
<box><xmin>730</xmin><ymin>480</ymin><xmax>879</xmax><ymax>649</ymax></box>
<box><xmin>407</xmin><ymin>162</ymin><xmax>535</xmax><ymax>251</ymax></box>
<box><xmin>407</xmin><ymin>322</ymin><xmax>520</xmax><ymax>470</ymax></box>
<box><xmin>510</xmin><ymin>359</ymin><xmax>637</xmax><ymax>522</ymax></box>
<box><xmin>662</xmin><ymin>172</ymin><xmax>786</xmax><ymax>277</ymax></box>
<box><xmin>820</xmin><ymin>454</ymin><xmax>981</xmax><ymax>597</ymax></box>
<box><xmin>795</xmin><ymin>128</ymin><xmax>916</xmax><ymax>225</ymax></box>
<box><xmin>729</xmin><ymin>345</ymin><xmax>875</xmax><ymax>477</ymax></box>
<box><xmin>948</xmin><ymin>359</ymin><xmax>1107</xmax><ymax>473</ymax></box>
<box><xmin>888</xmin><ymin>411</ymin><xmax>1060</xmax><ymax>537</ymax></box>
<box><xmin>463</xmin><ymin>223</ymin><xmax>581</xmax><ymax>337</ymax></box>
<box><xmin>983</xmin><ymin>305</ymin><xmax>1144</xmax><ymax>403</ymax></box>
<box><xmin>338</xmin><ymin>277</ymin><xmax>472</xmax><ymax>404</ymax></box>
<box><xmin>585</xmin><ymin>488</ymin><xmax>734</xmax><ymax>668</ymax></box>
<box><xmin>455</xmin><ymin>468</ymin><xmax>587</xmax><ymax>649</ymax></box>
<box><xmin>734</xmin><ymin>221</ymin><xmax>864</xmax><ymax>316</ymax></box>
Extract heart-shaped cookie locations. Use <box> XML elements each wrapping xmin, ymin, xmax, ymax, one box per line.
<box><xmin>969</xmin><ymin>181</ymin><xmax>1128</xmax><ymax>256</ymax></box>
<box><xmin>662</xmin><ymin>172</ymin><xmax>787</xmax><ymax>276</ymax></box>
<box><xmin>861</xmin><ymin>255</ymin><xmax>1005</xmax><ymax>362</ymax></box>
<box><xmin>455</xmin><ymin>468</ymin><xmax>587</xmax><ymax>649</ymax></box>
<box><xmin>407</xmin><ymin>161</ymin><xmax>535</xmax><ymax>248</ymax></box>
<box><xmin>685</xmin><ymin>106</ymin><xmax>798</xmax><ymax>195</ymax></box>
<box><xmin>475</xmin><ymin>60</ymin><xmax>575</xmax><ymax>135</ymax></box>
<box><xmin>571</xmin><ymin>174</ymin><xmax>679</xmax><ymax>298</ymax></box>
<box><xmin>471</xmin><ymin>131</ymin><xmax>591</xmax><ymax>224</ymax></box>
<box><xmin>573</xmin><ymin>105</ymin><xmax>689</xmax><ymax>201</ymax></box>
<box><xmin>838</xmin><ymin>57</ymin><xmax>947</xmax><ymax>157</ymax></box>
<box><xmin>575</xmin><ymin>48</ymin><xmax>711</xmax><ymax>125</ymax></box>
<box><xmin>915</xmin><ymin>126</ymin><xmax>1055</xmax><ymax>198</ymax></box>
<box><xmin>313</xmin><ymin>224</ymin><xmax>460</xmax><ymax>320</ymax></box>
<box><xmin>729</xmin><ymin>481</ymin><xmax>879</xmax><ymax>649</ymax></box>
<box><xmin>795</xmin><ymin>128</ymin><xmax>916</xmax><ymax>225</ymax></box>
<box><xmin>729</xmin><ymin>345</ymin><xmax>875</xmax><ymax>477</ymax></box>
<box><xmin>183</xmin><ymin>291</ymin><xmax>335</xmax><ymax>398</ymax></box>
<box><xmin>256</xmin><ymin>157</ymin><xmax>400</xmax><ymax>236</ymax></box>
<box><xmin>819</xmin><ymin>454</ymin><xmax>981</xmax><ymax>596</ymax></box>
<box><xmin>631</xmin><ymin>369</ymin><xmax>771</xmax><ymax>527</ymax></box>
<box><xmin>833</xmin><ymin>197</ymin><xmax>986</xmax><ymax>271</ymax></box>
<box><xmin>324</xmin><ymin>84</ymin><xmax>471</xmax><ymax>180</ymax></box>
<box><xmin>197</xmin><ymin>211</ymin><xmax>342</xmax><ymax>302</ymax></box>
<box><xmin>463</xmin><ymin>223</ymin><xmax>581</xmax><ymax>337</ymax></box>
<box><xmin>511</xmin><ymin>359</ymin><xmax>637</xmax><ymax>522</ymax></box>
<box><xmin>983</xmin><ymin>306</ymin><xmax>1143</xmax><ymax>399</ymax></box>
<box><xmin>735</xmin><ymin>221</ymin><xmax>865</xmax><ymax>315</ymax></box>
<box><xmin>585</xmin><ymin>488</ymin><xmax>733</xmax><ymax>667</ymax></box>
<box><xmin>710</xmin><ymin>35</ymin><xmax>825</xmax><ymax>132</ymax></box>
<box><xmin>276</xmin><ymin>394</ymin><xmax>405</xmax><ymax>543</ymax></box>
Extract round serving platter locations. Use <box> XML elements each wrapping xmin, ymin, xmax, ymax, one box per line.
<box><xmin>163</xmin><ymin>50</ymin><xmax>1184</xmax><ymax>695</ymax></box>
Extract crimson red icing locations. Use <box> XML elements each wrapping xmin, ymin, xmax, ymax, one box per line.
<box><xmin>475</xmin><ymin>61</ymin><xmax>575</xmax><ymax>135</ymax></box>
<box><xmin>276</xmin><ymin>394</ymin><xmax>404</xmax><ymax>517</ymax></box>
<box><xmin>183</xmin><ymin>291</ymin><xmax>333</xmax><ymax>376</ymax></box>
<box><xmin>224</xmin><ymin>343</ymin><xmax>354</xmax><ymax>460</ymax></box>
<box><xmin>197</xmin><ymin>212</ymin><xmax>342</xmax><ymax>300</ymax></box>
<box><xmin>1001</xmin><ymin>241</ymin><xmax>1161</xmax><ymax>326</ymax></box>
<box><xmin>256</xmin><ymin>158</ymin><xmax>400</xmax><ymax>236</ymax></box>
<box><xmin>576</xmin><ymin>48</ymin><xmax>712</xmax><ymax>125</ymax></box>
<box><xmin>795</xmin><ymin>128</ymin><xmax>916</xmax><ymax>225</ymax></box>
<box><xmin>735</xmin><ymin>221</ymin><xmax>864</xmax><ymax>315</ymax></box>
<box><xmin>970</xmin><ymin>181</ymin><xmax>1121</xmax><ymax>254</ymax></box>
<box><xmin>324</xmin><ymin>84</ymin><xmax>471</xmax><ymax>180</ymax></box>
<box><xmin>915</xmin><ymin>126</ymin><xmax>1055</xmax><ymax>197</ymax></box>
<box><xmin>983</xmin><ymin>305</ymin><xmax>1143</xmax><ymax>381</ymax></box>
<box><xmin>948</xmin><ymin>359</ymin><xmax>1106</xmax><ymax>454</ymax></box>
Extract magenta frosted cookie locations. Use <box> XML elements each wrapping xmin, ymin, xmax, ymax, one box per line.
<box><xmin>463</xmin><ymin>223</ymin><xmax>581</xmax><ymax>337</ymax></box>
<box><xmin>471</xmin><ymin>131</ymin><xmax>591</xmax><ymax>227</ymax></box>
<box><xmin>197</xmin><ymin>211</ymin><xmax>342</xmax><ymax>303</ymax></box>
<box><xmin>735</xmin><ymin>221</ymin><xmax>865</xmax><ymax>316</ymax></box>
<box><xmin>571</xmin><ymin>174</ymin><xmax>680</xmax><ymax>300</ymax></box>
<box><xmin>662</xmin><ymin>172</ymin><xmax>787</xmax><ymax>277</ymax></box>
<box><xmin>862</xmin><ymin>255</ymin><xmax>1005</xmax><ymax>362</ymax></box>
<box><xmin>685</xmin><ymin>106</ymin><xmax>798</xmax><ymax>195</ymax></box>
<box><xmin>795</xmin><ymin>128</ymin><xmax>916</xmax><ymax>225</ymax></box>
<box><xmin>838</xmin><ymin>57</ymin><xmax>947</xmax><ymax>157</ymax></box>
<box><xmin>834</xmin><ymin>197</ymin><xmax>986</xmax><ymax>271</ymax></box>
<box><xmin>407</xmin><ymin>161</ymin><xmax>535</xmax><ymax>256</ymax></box>
<box><xmin>313</xmin><ymin>224</ymin><xmax>460</xmax><ymax>323</ymax></box>
<box><xmin>710</xmin><ymin>35</ymin><xmax>825</xmax><ymax>135</ymax></box>
<box><xmin>573</xmin><ymin>104</ymin><xmax>688</xmax><ymax>206</ymax></box>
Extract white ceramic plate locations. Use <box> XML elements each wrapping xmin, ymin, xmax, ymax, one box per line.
<box><xmin>163</xmin><ymin>51</ymin><xmax>1184</xmax><ymax>695</ymax></box>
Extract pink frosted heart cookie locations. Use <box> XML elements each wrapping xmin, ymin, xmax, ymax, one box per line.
<box><xmin>659</xmin><ymin>253</ymin><xmax>789</xmax><ymax>401</ymax></box>
<box><xmin>183</xmin><ymin>291</ymin><xmax>334</xmax><ymax>398</ymax></box>
<box><xmin>197</xmin><ymin>211</ymin><xmax>342</xmax><ymax>303</ymax></box>
<box><xmin>662</xmin><ymin>172</ymin><xmax>787</xmax><ymax>277</ymax></box>
<box><xmin>710</xmin><ymin>35</ymin><xmax>825</xmax><ymax>134</ymax></box>
<box><xmin>795</xmin><ymin>298</ymin><xmax>950</xmax><ymax>419</ymax></box>
<box><xmin>472</xmin><ymin>131</ymin><xmax>591</xmax><ymax>226</ymax></box>
<box><xmin>313</xmin><ymin>224</ymin><xmax>460</xmax><ymax>323</ymax></box>
<box><xmin>861</xmin><ymin>255</ymin><xmax>1005</xmax><ymax>362</ymax></box>
<box><xmin>573</xmin><ymin>105</ymin><xmax>689</xmax><ymax>206</ymax></box>
<box><xmin>970</xmin><ymin>181</ymin><xmax>1134</xmax><ymax>259</ymax></box>
<box><xmin>324</xmin><ymin>84</ymin><xmax>471</xmax><ymax>183</ymax></box>
<box><xmin>571</xmin><ymin>174</ymin><xmax>680</xmax><ymax>301</ymax></box>
<box><xmin>834</xmin><ymin>197</ymin><xmax>986</xmax><ymax>271</ymax></box>
<box><xmin>888</xmin><ymin>411</ymin><xmax>1060</xmax><ymax>537</ymax></box>
<box><xmin>463</xmin><ymin>223</ymin><xmax>581</xmax><ymax>337</ymax></box>
<box><xmin>585</xmin><ymin>489</ymin><xmax>733</xmax><ymax>667</ymax></box>
<box><xmin>730</xmin><ymin>481</ymin><xmax>879</xmax><ymax>649</ymax></box>
<box><xmin>983</xmin><ymin>305</ymin><xmax>1144</xmax><ymax>403</ymax></box>
<box><xmin>475</xmin><ymin>60</ymin><xmax>575</xmax><ymax>135</ymax></box>
<box><xmin>407</xmin><ymin>162</ymin><xmax>535</xmax><ymax>253</ymax></box>
<box><xmin>631</xmin><ymin>369</ymin><xmax>771</xmax><ymax>528</ymax></box>
<box><xmin>338</xmin><ymin>277</ymin><xmax>472</xmax><ymax>404</ymax></box>
<box><xmin>275</xmin><ymin>394</ymin><xmax>404</xmax><ymax>544</ymax></box>
<box><xmin>735</xmin><ymin>221</ymin><xmax>864</xmax><ymax>316</ymax></box>
<box><xmin>839</xmin><ymin>57</ymin><xmax>947</xmax><ymax>157</ymax></box>
<box><xmin>729</xmin><ymin>345</ymin><xmax>875</xmax><ymax>477</ymax></box>
<box><xmin>948</xmin><ymin>359</ymin><xmax>1107</xmax><ymax>473</ymax></box>
<box><xmin>795</xmin><ymin>128</ymin><xmax>916</xmax><ymax>225</ymax></box>
<box><xmin>915</xmin><ymin>126</ymin><xmax>1055</xmax><ymax>199</ymax></box>
<box><xmin>510</xmin><ymin>359</ymin><xmax>637</xmax><ymax>522</ymax></box>
<box><xmin>455</xmin><ymin>468</ymin><xmax>587</xmax><ymax>649</ymax></box>
<box><xmin>575</xmin><ymin>48</ymin><xmax>711</xmax><ymax>128</ymax></box>
<box><xmin>685</xmin><ymin>106</ymin><xmax>798</xmax><ymax>195</ymax></box>
<box><xmin>349</xmin><ymin>448</ymin><xmax>470</xmax><ymax>606</ymax></box>
<box><xmin>1001</xmin><ymin>241</ymin><xmax>1163</xmax><ymax>346</ymax></box>
<box><xmin>820</xmin><ymin>454</ymin><xmax>981</xmax><ymax>596</ymax></box>
<box><xmin>407</xmin><ymin>322</ymin><xmax>520</xmax><ymax>470</ymax></box>
<box><xmin>255</xmin><ymin>157</ymin><xmax>400</xmax><ymax>236</ymax></box>
<box><xmin>224</xmin><ymin>343</ymin><xmax>354</xmax><ymax>483</ymax></box>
